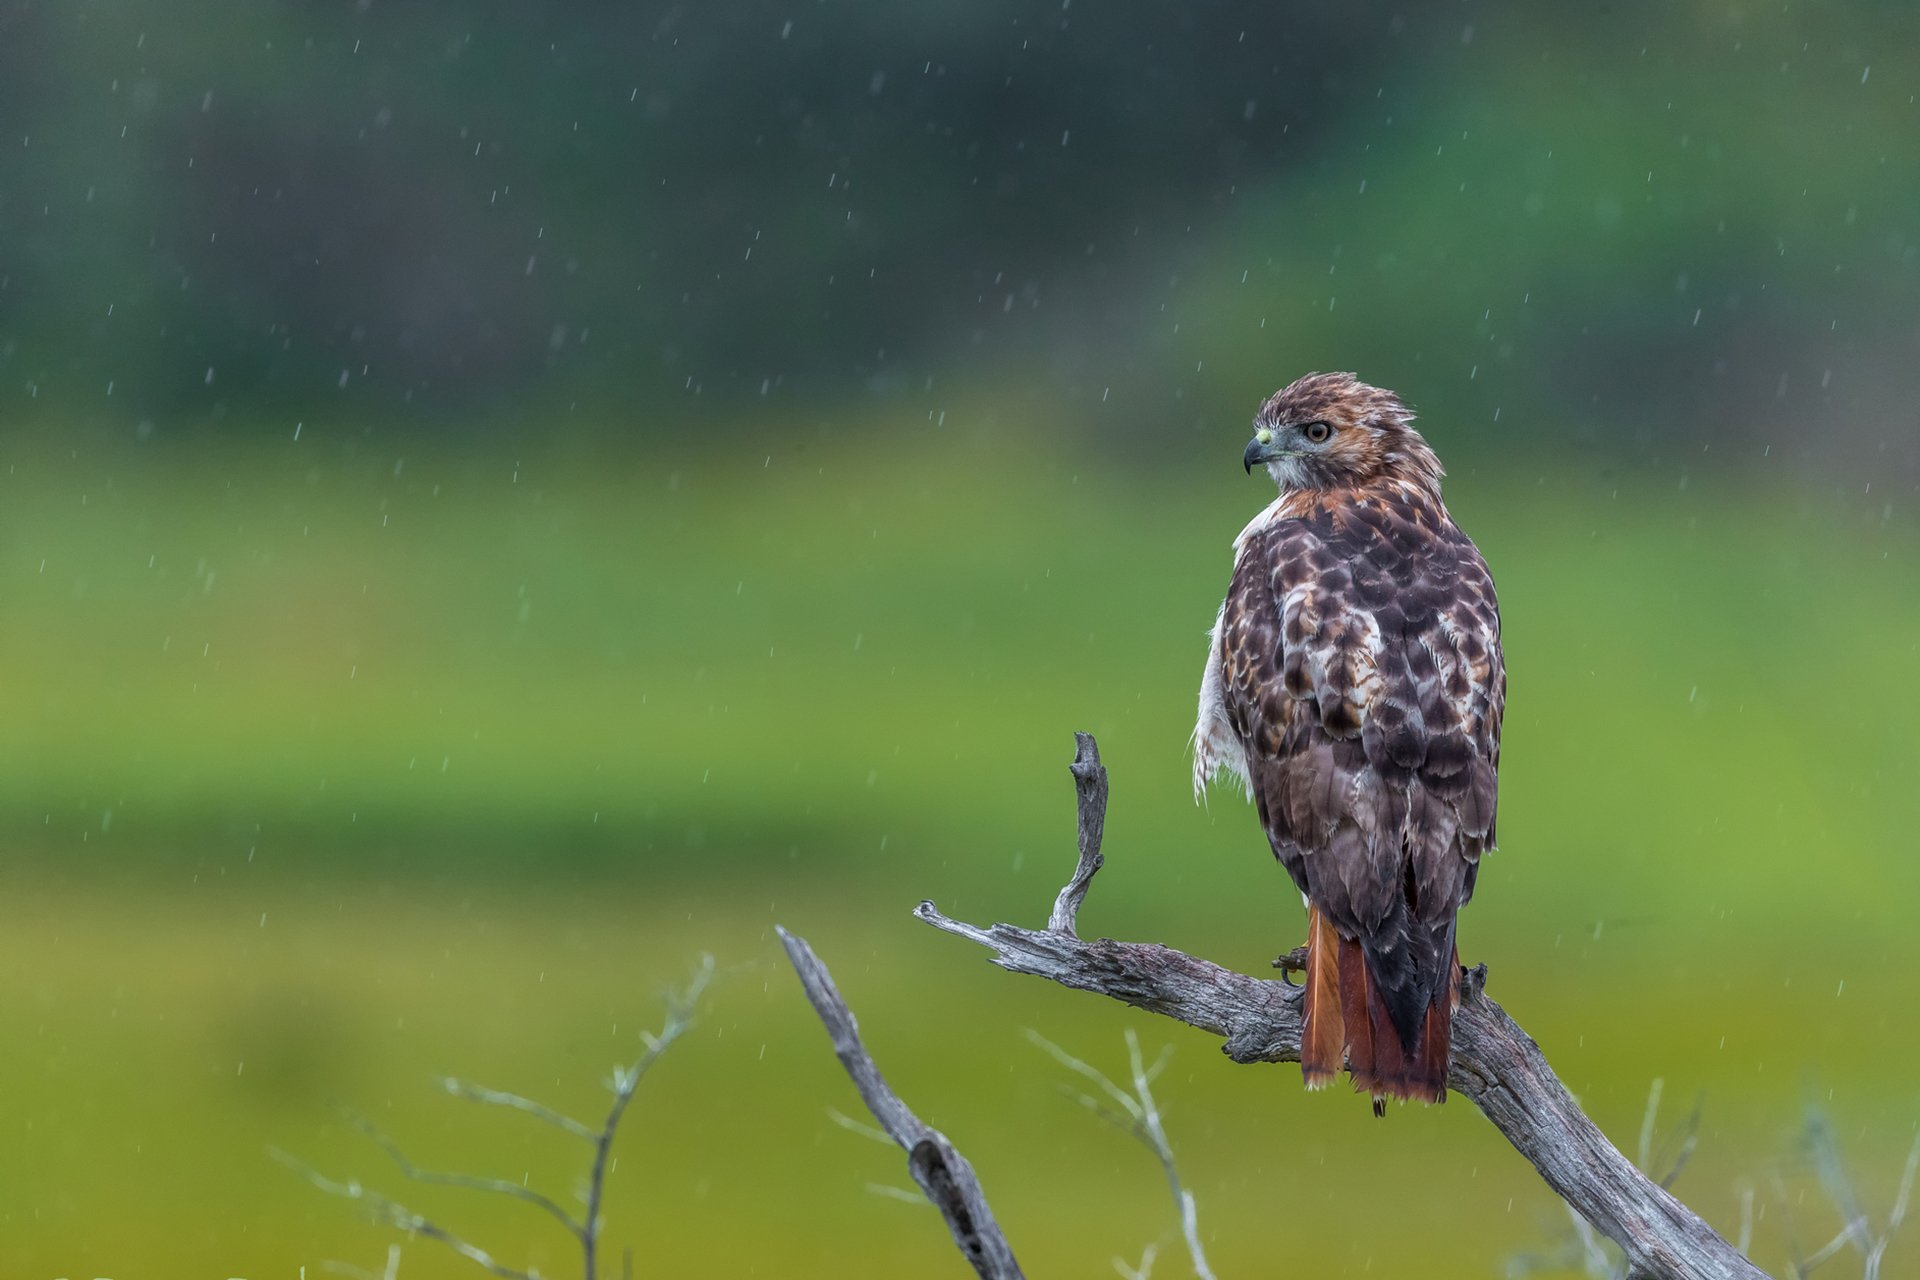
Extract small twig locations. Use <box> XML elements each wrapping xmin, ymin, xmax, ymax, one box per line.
<box><xmin>1027</xmin><ymin>1030</ymin><xmax>1145</xmax><ymax>1126</ymax></box>
<box><xmin>270</xmin><ymin>1149</ymin><xmax>537</xmax><ymax>1280</ymax></box>
<box><xmin>582</xmin><ymin>953</ymin><xmax>715</xmax><ymax>1280</ymax></box>
<box><xmin>1028</xmin><ymin>1029</ymin><xmax>1217</xmax><ymax>1280</ymax></box>
<box><xmin>337</xmin><ymin>1107</ymin><xmax>585</xmax><ymax>1239</ymax></box>
<box><xmin>1794</xmin><ymin>1114</ymin><xmax>1920</xmax><ymax>1280</ymax></box>
<box><xmin>1049</xmin><ymin>733</ymin><xmax>1109</xmax><ymax>937</ymax></box>
<box><xmin>1860</xmin><ymin>1132</ymin><xmax>1920</xmax><ymax>1280</ymax></box>
<box><xmin>441</xmin><ymin>1079</ymin><xmax>598</xmax><ymax>1143</ymax></box>
<box><xmin>1626</xmin><ymin>1077</ymin><xmax>1702</xmax><ymax>1193</ymax></box>
<box><xmin>1774</xmin><ymin>1170</ymin><xmax>1815</xmax><ymax>1278</ymax></box>
<box><xmin>827</xmin><ymin>1106</ymin><xmax>897</xmax><ymax>1146</ymax></box>
<box><xmin>1115</xmin><ymin>1242</ymin><xmax>1159</xmax><ymax>1280</ymax></box>
<box><xmin>319</xmin><ymin>1244</ymin><xmax>402</xmax><ymax>1280</ymax></box>
<box><xmin>284</xmin><ymin>959</ymin><xmax>713</xmax><ymax>1280</ymax></box>
<box><xmin>1565</xmin><ymin>1202</ymin><xmax>1619</xmax><ymax>1278</ymax></box>
<box><xmin>1126</xmin><ymin>1031</ymin><xmax>1216</xmax><ymax>1280</ymax></box>
<box><xmin>1891</xmin><ymin>1132</ymin><xmax>1920</xmax><ymax>1232</ymax></box>
<box><xmin>1804</xmin><ymin>1109</ymin><xmax>1870</xmax><ymax>1260</ymax></box>
<box><xmin>779</xmin><ymin>926</ymin><xmax>1025</xmax><ymax>1280</ymax></box>
<box><xmin>1797</xmin><ymin>1226</ymin><xmax>1854</xmax><ymax>1275</ymax></box>
<box><xmin>1653</xmin><ymin>1101</ymin><xmax>1703</xmax><ymax>1192</ymax></box>
<box><xmin>319</xmin><ymin>1264</ymin><xmax>383</xmax><ymax>1280</ymax></box>
<box><xmin>1637</xmin><ymin>1079</ymin><xmax>1665</xmax><ymax>1173</ymax></box>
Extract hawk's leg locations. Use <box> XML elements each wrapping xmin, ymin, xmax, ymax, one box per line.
<box><xmin>1271</xmin><ymin>944</ymin><xmax>1308</xmax><ymax>987</ymax></box>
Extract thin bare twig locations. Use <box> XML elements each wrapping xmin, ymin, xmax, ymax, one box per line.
<box><xmin>915</xmin><ymin>733</ymin><xmax>1769</xmax><ymax>1280</ymax></box>
<box><xmin>1625</xmin><ymin>1076</ymin><xmax>1703</xmax><ymax>1195</ymax></box>
<box><xmin>1576</xmin><ymin>1205</ymin><xmax>1618</xmax><ymax>1277</ymax></box>
<box><xmin>582</xmin><ymin>953</ymin><xmax>715</xmax><ymax>1280</ymax></box>
<box><xmin>1775</xmin><ymin>1171</ymin><xmax>1815</xmax><ymax>1279</ymax></box>
<box><xmin>1889</xmin><ymin>1133</ymin><xmax>1920</xmax><ymax>1232</ymax></box>
<box><xmin>778</xmin><ymin>926</ymin><xmax>1025</xmax><ymax>1280</ymax></box>
<box><xmin>826</xmin><ymin>1106</ymin><xmax>897</xmax><ymax>1146</ymax></box>
<box><xmin>1026</xmin><ymin>1029</ymin><xmax>1145</xmax><ymax>1128</ymax></box>
<box><xmin>1115</xmin><ymin>1242</ymin><xmax>1159</xmax><ymax>1280</ymax></box>
<box><xmin>1030</xmin><ymin>1029</ymin><xmax>1217</xmax><ymax>1280</ymax></box>
<box><xmin>1654</xmin><ymin>1102</ymin><xmax>1703</xmax><ymax>1192</ymax></box>
<box><xmin>867</xmin><ymin>1180</ymin><xmax>941</xmax><ymax>1205</ymax></box>
<box><xmin>337</xmin><ymin>1107</ymin><xmax>585</xmax><ymax>1239</ymax></box>
<box><xmin>320</xmin><ymin>1243</ymin><xmax>403</xmax><ymax>1280</ymax></box>
<box><xmin>1863</xmin><ymin>1134</ymin><xmax>1920</xmax><ymax>1279</ymax></box>
<box><xmin>440</xmin><ymin>1079</ymin><xmax>598</xmax><ymax>1143</ymax></box>
<box><xmin>1791</xmin><ymin>1112</ymin><xmax>1920</xmax><ymax>1280</ymax></box>
<box><xmin>282</xmin><ymin>956</ymin><xmax>714</xmax><ymax>1280</ymax></box>
<box><xmin>270</xmin><ymin>1149</ymin><xmax>538</xmax><ymax>1280</ymax></box>
<box><xmin>1637</xmin><ymin>1079</ymin><xmax>1666</xmax><ymax>1173</ymax></box>
<box><xmin>1805</xmin><ymin>1110</ymin><xmax>1870</xmax><ymax>1263</ymax></box>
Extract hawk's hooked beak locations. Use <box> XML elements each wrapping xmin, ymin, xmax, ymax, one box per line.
<box><xmin>1243</xmin><ymin>432</ymin><xmax>1280</xmax><ymax>474</ymax></box>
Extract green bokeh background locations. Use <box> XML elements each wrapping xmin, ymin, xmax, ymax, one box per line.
<box><xmin>5</xmin><ymin>3</ymin><xmax>1920</xmax><ymax>1277</ymax></box>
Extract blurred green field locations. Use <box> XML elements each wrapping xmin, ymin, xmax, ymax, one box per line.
<box><xmin>4</xmin><ymin>428</ymin><xmax>1919</xmax><ymax>1277</ymax></box>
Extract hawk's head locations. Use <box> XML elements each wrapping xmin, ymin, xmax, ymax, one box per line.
<box><xmin>1242</xmin><ymin>372</ymin><xmax>1441</xmax><ymax>493</ymax></box>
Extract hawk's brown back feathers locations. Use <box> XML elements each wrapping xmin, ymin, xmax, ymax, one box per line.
<box><xmin>1195</xmin><ymin>373</ymin><xmax>1505</xmax><ymax>1109</ymax></box>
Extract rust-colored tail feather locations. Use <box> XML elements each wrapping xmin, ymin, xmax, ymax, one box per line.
<box><xmin>1299</xmin><ymin>916</ymin><xmax>1453</xmax><ymax>1114</ymax></box>
<box><xmin>1300</xmin><ymin>905</ymin><xmax>1346</xmax><ymax>1089</ymax></box>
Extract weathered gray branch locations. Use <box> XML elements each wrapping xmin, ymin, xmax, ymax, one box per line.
<box><xmin>913</xmin><ymin>734</ymin><xmax>1770</xmax><ymax>1280</ymax></box>
<box><xmin>778</xmin><ymin>927</ymin><xmax>1025</xmax><ymax>1280</ymax></box>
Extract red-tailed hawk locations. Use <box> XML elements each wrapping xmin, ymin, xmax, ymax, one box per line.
<box><xmin>1192</xmin><ymin>373</ymin><xmax>1504</xmax><ymax>1113</ymax></box>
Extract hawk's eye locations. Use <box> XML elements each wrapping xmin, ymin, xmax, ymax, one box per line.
<box><xmin>1302</xmin><ymin>421</ymin><xmax>1332</xmax><ymax>444</ymax></box>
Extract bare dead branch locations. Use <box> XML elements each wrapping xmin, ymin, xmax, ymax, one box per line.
<box><xmin>914</xmin><ymin>733</ymin><xmax>1771</xmax><ymax>1280</ymax></box>
<box><xmin>777</xmin><ymin>926</ymin><xmax>1025</xmax><ymax>1280</ymax></box>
